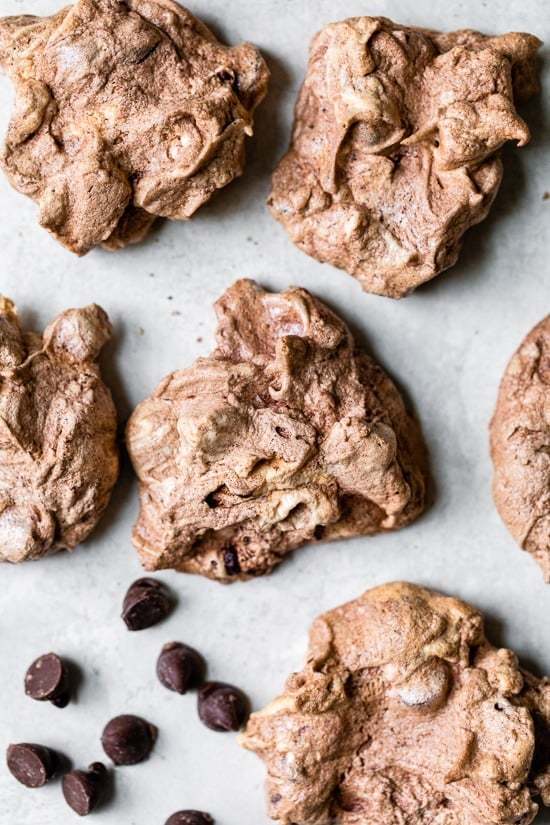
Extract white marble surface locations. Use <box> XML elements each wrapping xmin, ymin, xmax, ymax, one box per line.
<box><xmin>0</xmin><ymin>0</ymin><xmax>549</xmax><ymax>822</ymax></box>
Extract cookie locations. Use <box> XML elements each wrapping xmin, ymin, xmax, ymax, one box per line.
<box><xmin>269</xmin><ymin>17</ymin><xmax>540</xmax><ymax>297</ymax></box>
<box><xmin>0</xmin><ymin>298</ymin><xmax>119</xmax><ymax>562</ymax></box>
<box><xmin>241</xmin><ymin>582</ymin><xmax>550</xmax><ymax>824</ymax></box>
<box><xmin>0</xmin><ymin>0</ymin><xmax>269</xmax><ymax>254</ymax></box>
<box><xmin>491</xmin><ymin>316</ymin><xmax>550</xmax><ymax>580</ymax></box>
<box><xmin>127</xmin><ymin>279</ymin><xmax>426</xmax><ymax>581</ymax></box>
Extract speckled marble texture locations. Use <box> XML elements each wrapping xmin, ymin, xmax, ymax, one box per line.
<box><xmin>0</xmin><ymin>1</ymin><xmax>548</xmax><ymax>823</ymax></box>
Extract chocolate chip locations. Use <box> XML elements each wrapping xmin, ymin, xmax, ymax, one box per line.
<box><xmin>222</xmin><ymin>546</ymin><xmax>241</xmax><ymax>576</ymax></box>
<box><xmin>197</xmin><ymin>682</ymin><xmax>249</xmax><ymax>732</ymax></box>
<box><xmin>216</xmin><ymin>68</ymin><xmax>234</xmax><ymax>83</ymax></box>
<box><xmin>101</xmin><ymin>715</ymin><xmax>157</xmax><ymax>765</ymax></box>
<box><xmin>25</xmin><ymin>653</ymin><xmax>70</xmax><ymax>707</ymax></box>
<box><xmin>62</xmin><ymin>762</ymin><xmax>107</xmax><ymax>816</ymax></box>
<box><xmin>6</xmin><ymin>743</ymin><xmax>58</xmax><ymax>788</ymax></box>
<box><xmin>157</xmin><ymin>643</ymin><xmax>205</xmax><ymax>694</ymax></box>
<box><xmin>165</xmin><ymin>812</ymin><xmax>214</xmax><ymax>825</ymax></box>
<box><xmin>122</xmin><ymin>577</ymin><xmax>171</xmax><ymax>631</ymax></box>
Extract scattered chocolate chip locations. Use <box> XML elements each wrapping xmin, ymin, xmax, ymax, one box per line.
<box><xmin>222</xmin><ymin>546</ymin><xmax>241</xmax><ymax>576</ymax></box>
<box><xmin>157</xmin><ymin>643</ymin><xmax>205</xmax><ymax>694</ymax></box>
<box><xmin>62</xmin><ymin>762</ymin><xmax>107</xmax><ymax>816</ymax></box>
<box><xmin>122</xmin><ymin>577</ymin><xmax>171</xmax><ymax>631</ymax></box>
<box><xmin>25</xmin><ymin>652</ymin><xmax>70</xmax><ymax>708</ymax></box>
<box><xmin>165</xmin><ymin>812</ymin><xmax>214</xmax><ymax>825</ymax></box>
<box><xmin>101</xmin><ymin>715</ymin><xmax>157</xmax><ymax>765</ymax></box>
<box><xmin>197</xmin><ymin>682</ymin><xmax>249</xmax><ymax>732</ymax></box>
<box><xmin>6</xmin><ymin>743</ymin><xmax>58</xmax><ymax>788</ymax></box>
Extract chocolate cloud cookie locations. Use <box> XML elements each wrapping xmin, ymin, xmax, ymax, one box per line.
<box><xmin>270</xmin><ymin>17</ymin><xmax>540</xmax><ymax>298</ymax></box>
<box><xmin>127</xmin><ymin>280</ymin><xmax>426</xmax><ymax>581</ymax></box>
<box><xmin>491</xmin><ymin>316</ymin><xmax>550</xmax><ymax>581</ymax></box>
<box><xmin>241</xmin><ymin>582</ymin><xmax>550</xmax><ymax>824</ymax></box>
<box><xmin>0</xmin><ymin>0</ymin><xmax>269</xmax><ymax>254</ymax></box>
<box><xmin>0</xmin><ymin>298</ymin><xmax>119</xmax><ymax>562</ymax></box>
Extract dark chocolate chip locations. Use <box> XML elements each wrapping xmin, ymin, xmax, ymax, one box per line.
<box><xmin>25</xmin><ymin>652</ymin><xmax>70</xmax><ymax>707</ymax></box>
<box><xmin>62</xmin><ymin>762</ymin><xmax>107</xmax><ymax>816</ymax></box>
<box><xmin>197</xmin><ymin>682</ymin><xmax>249</xmax><ymax>732</ymax></box>
<box><xmin>204</xmin><ymin>489</ymin><xmax>221</xmax><ymax>508</ymax></box>
<box><xmin>216</xmin><ymin>69</ymin><xmax>234</xmax><ymax>83</ymax></box>
<box><xmin>165</xmin><ymin>812</ymin><xmax>214</xmax><ymax>825</ymax></box>
<box><xmin>122</xmin><ymin>578</ymin><xmax>171</xmax><ymax>631</ymax></box>
<box><xmin>157</xmin><ymin>643</ymin><xmax>205</xmax><ymax>694</ymax></box>
<box><xmin>101</xmin><ymin>715</ymin><xmax>157</xmax><ymax>765</ymax></box>
<box><xmin>6</xmin><ymin>743</ymin><xmax>58</xmax><ymax>788</ymax></box>
<box><xmin>222</xmin><ymin>546</ymin><xmax>241</xmax><ymax>576</ymax></box>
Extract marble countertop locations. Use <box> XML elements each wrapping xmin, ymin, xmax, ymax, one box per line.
<box><xmin>0</xmin><ymin>0</ymin><xmax>549</xmax><ymax>822</ymax></box>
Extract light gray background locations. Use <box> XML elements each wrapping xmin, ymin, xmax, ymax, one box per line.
<box><xmin>0</xmin><ymin>0</ymin><xmax>548</xmax><ymax>822</ymax></box>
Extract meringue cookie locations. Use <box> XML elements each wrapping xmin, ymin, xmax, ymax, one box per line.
<box><xmin>269</xmin><ymin>17</ymin><xmax>540</xmax><ymax>298</ymax></box>
<box><xmin>491</xmin><ymin>316</ymin><xmax>550</xmax><ymax>581</ymax></box>
<box><xmin>0</xmin><ymin>0</ymin><xmax>269</xmax><ymax>253</ymax></box>
<box><xmin>242</xmin><ymin>582</ymin><xmax>550</xmax><ymax>824</ymax></box>
<box><xmin>0</xmin><ymin>298</ymin><xmax>119</xmax><ymax>562</ymax></box>
<box><xmin>127</xmin><ymin>280</ymin><xmax>426</xmax><ymax>581</ymax></box>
